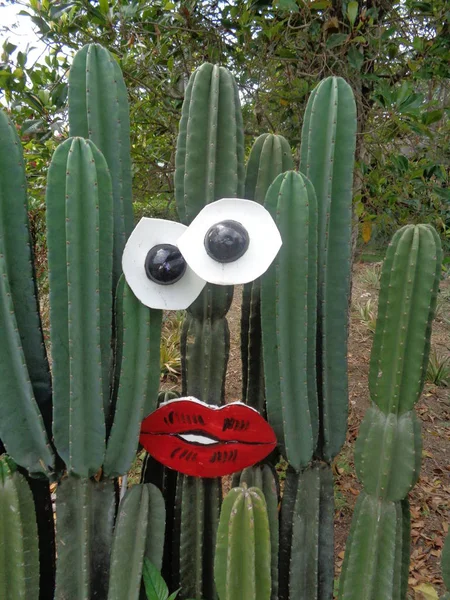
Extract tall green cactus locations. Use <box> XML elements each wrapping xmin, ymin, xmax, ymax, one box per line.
<box><xmin>172</xmin><ymin>62</ymin><xmax>245</xmax><ymax>600</ymax></box>
<box><xmin>47</xmin><ymin>136</ymin><xmax>113</xmax><ymax>478</ymax></box>
<box><xmin>215</xmin><ymin>485</ymin><xmax>271</xmax><ymax>600</ymax></box>
<box><xmin>241</xmin><ymin>134</ymin><xmax>294</xmax><ymax>412</ymax></box>
<box><xmin>0</xmin><ymin>456</ymin><xmax>40</xmax><ymax>600</ymax></box>
<box><xmin>0</xmin><ymin>110</ymin><xmax>54</xmax><ymax>476</ymax></box>
<box><xmin>338</xmin><ymin>224</ymin><xmax>442</xmax><ymax>600</ymax></box>
<box><xmin>300</xmin><ymin>76</ymin><xmax>357</xmax><ymax>461</ymax></box>
<box><xmin>261</xmin><ymin>170</ymin><xmax>318</xmax><ymax>468</ymax></box>
<box><xmin>69</xmin><ymin>43</ymin><xmax>134</xmax><ymax>291</ymax></box>
<box><xmin>0</xmin><ymin>44</ymin><xmax>165</xmax><ymax>600</ymax></box>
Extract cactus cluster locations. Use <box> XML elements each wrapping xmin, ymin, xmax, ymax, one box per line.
<box><xmin>338</xmin><ymin>224</ymin><xmax>441</xmax><ymax>600</ymax></box>
<box><xmin>0</xmin><ymin>44</ymin><xmax>164</xmax><ymax>600</ymax></box>
<box><xmin>0</xmin><ymin>40</ymin><xmax>443</xmax><ymax>600</ymax></box>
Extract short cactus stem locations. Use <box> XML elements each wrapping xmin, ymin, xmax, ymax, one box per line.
<box><xmin>215</xmin><ymin>485</ymin><xmax>271</xmax><ymax>600</ymax></box>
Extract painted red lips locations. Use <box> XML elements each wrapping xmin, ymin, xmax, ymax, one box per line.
<box><xmin>139</xmin><ymin>397</ymin><xmax>277</xmax><ymax>477</ymax></box>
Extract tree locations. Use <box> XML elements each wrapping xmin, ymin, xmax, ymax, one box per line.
<box><xmin>1</xmin><ymin>0</ymin><xmax>449</xmax><ymax>244</ymax></box>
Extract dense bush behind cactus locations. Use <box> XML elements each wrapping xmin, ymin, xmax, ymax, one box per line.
<box><xmin>0</xmin><ymin>41</ymin><xmax>444</xmax><ymax>600</ymax></box>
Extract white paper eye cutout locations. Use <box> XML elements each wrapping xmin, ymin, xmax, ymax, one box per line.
<box><xmin>122</xmin><ymin>218</ymin><xmax>206</xmax><ymax>310</ymax></box>
<box><xmin>177</xmin><ymin>198</ymin><xmax>282</xmax><ymax>285</ymax></box>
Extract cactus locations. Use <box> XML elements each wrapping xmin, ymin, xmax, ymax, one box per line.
<box><xmin>46</xmin><ymin>136</ymin><xmax>113</xmax><ymax>477</ymax></box>
<box><xmin>261</xmin><ymin>170</ymin><xmax>318</xmax><ymax>467</ymax></box>
<box><xmin>55</xmin><ymin>477</ymin><xmax>115</xmax><ymax>599</ymax></box>
<box><xmin>241</xmin><ymin>134</ymin><xmax>294</xmax><ymax>412</ymax></box>
<box><xmin>69</xmin><ymin>43</ymin><xmax>134</xmax><ymax>291</ymax></box>
<box><xmin>232</xmin><ymin>465</ymin><xmax>279</xmax><ymax>600</ymax></box>
<box><xmin>338</xmin><ymin>224</ymin><xmax>442</xmax><ymax>600</ymax></box>
<box><xmin>278</xmin><ymin>464</ymin><xmax>334</xmax><ymax>600</ymax></box>
<box><xmin>107</xmin><ymin>483</ymin><xmax>165</xmax><ymax>600</ymax></box>
<box><xmin>300</xmin><ymin>76</ymin><xmax>357</xmax><ymax>461</ymax></box>
<box><xmin>171</xmin><ymin>62</ymin><xmax>245</xmax><ymax>599</ymax></box>
<box><xmin>215</xmin><ymin>485</ymin><xmax>271</xmax><ymax>600</ymax></box>
<box><xmin>0</xmin><ymin>456</ymin><xmax>40</xmax><ymax>600</ymax></box>
<box><xmin>0</xmin><ymin>110</ymin><xmax>54</xmax><ymax>476</ymax></box>
<box><xmin>0</xmin><ymin>44</ymin><xmax>164</xmax><ymax>600</ymax></box>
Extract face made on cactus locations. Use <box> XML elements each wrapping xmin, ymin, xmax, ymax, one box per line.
<box><xmin>122</xmin><ymin>218</ymin><xmax>206</xmax><ymax>310</ymax></box>
<box><xmin>139</xmin><ymin>397</ymin><xmax>277</xmax><ymax>477</ymax></box>
<box><xmin>177</xmin><ymin>198</ymin><xmax>282</xmax><ymax>285</ymax></box>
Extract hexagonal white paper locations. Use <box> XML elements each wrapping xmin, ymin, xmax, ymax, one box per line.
<box><xmin>177</xmin><ymin>198</ymin><xmax>282</xmax><ymax>285</ymax></box>
<box><xmin>122</xmin><ymin>218</ymin><xmax>206</xmax><ymax>310</ymax></box>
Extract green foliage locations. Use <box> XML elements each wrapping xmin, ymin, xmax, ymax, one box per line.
<box><xmin>143</xmin><ymin>559</ymin><xmax>182</xmax><ymax>600</ymax></box>
<box><xmin>1</xmin><ymin>0</ymin><xmax>449</xmax><ymax>238</ymax></box>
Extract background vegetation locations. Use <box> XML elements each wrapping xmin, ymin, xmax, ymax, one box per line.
<box><xmin>1</xmin><ymin>0</ymin><xmax>449</xmax><ymax>263</ymax></box>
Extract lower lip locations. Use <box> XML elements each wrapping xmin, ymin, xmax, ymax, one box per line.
<box><xmin>142</xmin><ymin>433</ymin><xmax>273</xmax><ymax>478</ymax></box>
<box><xmin>139</xmin><ymin>399</ymin><xmax>277</xmax><ymax>477</ymax></box>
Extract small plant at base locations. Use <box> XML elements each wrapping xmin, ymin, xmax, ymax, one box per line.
<box><xmin>160</xmin><ymin>312</ymin><xmax>183</xmax><ymax>377</ymax></box>
<box><xmin>354</xmin><ymin>297</ymin><xmax>377</xmax><ymax>334</ymax></box>
<box><xmin>143</xmin><ymin>558</ymin><xmax>195</xmax><ymax>600</ymax></box>
<box><xmin>426</xmin><ymin>348</ymin><xmax>450</xmax><ymax>387</ymax></box>
<box><xmin>359</xmin><ymin>263</ymin><xmax>382</xmax><ymax>290</ymax></box>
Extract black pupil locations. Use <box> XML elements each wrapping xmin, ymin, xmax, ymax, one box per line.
<box><xmin>204</xmin><ymin>220</ymin><xmax>249</xmax><ymax>263</ymax></box>
<box><xmin>145</xmin><ymin>244</ymin><xmax>186</xmax><ymax>285</ymax></box>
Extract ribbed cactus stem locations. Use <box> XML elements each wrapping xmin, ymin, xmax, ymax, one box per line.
<box><xmin>47</xmin><ymin>137</ymin><xmax>113</xmax><ymax>477</ymax></box>
<box><xmin>0</xmin><ymin>109</ymin><xmax>52</xmax><ymax>437</ymax></box>
<box><xmin>214</xmin><ymin>485</ymin><xmax>271</xmax><ymax>600</ymax></box>
<box><xmin>261</xmin><ymin>170</ymin><xmax>318</xmax><ymax>469</ymax></box>
<box><xmin>0</xmin><ymin>456</ymin><xmax>40</xmax><ymax>600</ymax></box>
<box><xmin>69</xmin><ymin>43</ymin><xmax>134</xmax><ymax>291</ymax></box>
<box><xmin>55</xmin><ymin>477</ymin><xmax>116</xmax><ymax>600</ymax></box>
<box><xmin>300</xmin><ymin>76</ymin><xmax>357</xmax><ymax>461</ymax></box>
<box><xmin>232</xmin><ymin>465</ymin><xmax>279</xmax><ymax>600</ymax></box>
<box><xmin>339</xmin><ymin>224</ymin><xmax>442</xmax><ymax>600</ymax></box>
<box><xmin>0</xmin><ymin>109</ymin><xmax>54</xmax><ymax>476</ymax></box>
<box><xmin>103</xmin><ymin>279</ymin><xmax>162</xmax><ymax>477</ymax></box>
<box><xmin>241</xmin><ymin>133</ymin><xmax>294</xmax><ymax>412</ymax></box>
<box><xmin>173</xmin><ymin>63</ymin><xmax>245</xmax><ymax>598</ymax></box>
<box><xmin>107</xmin><ymin>484</ymin><xmax>166</xmax><ymax>600</ymax></box>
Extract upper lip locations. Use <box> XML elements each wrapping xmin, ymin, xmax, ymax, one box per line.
<box><xmin>140</xmin><ymin>397</ymin><xmax>276</xmax><ymax>446</ymax></box>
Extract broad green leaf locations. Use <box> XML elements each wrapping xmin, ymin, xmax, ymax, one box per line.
<box><xmin>347</xmin><ymin>45</ymin><xmax>364</xmax><ymax>70</ymax></box>
<box><xmin>143</xmin><ymin>558</ymin><xmax>168</xmax><ymax>600</ymax></box>
<box><xmin>326</xmin><ymin>33</ymin><xmax>347</xmax><ymax>49</ymax></box>
<box><xmin>99</xmin><ymin>0</ymin><xmax>109</xmax><ymax>13</ymax></box>
<box><xmin>347</xmin><ymin>1</ymin><xmax>358</xmax><ymax>26</ymax></box>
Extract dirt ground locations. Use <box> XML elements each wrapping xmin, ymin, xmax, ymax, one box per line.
<box><xmin>222</xmin><ymin>264</ymin><xmax>450</xmax><ymax>598</ymax></box>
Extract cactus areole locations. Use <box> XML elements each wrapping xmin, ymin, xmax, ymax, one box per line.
<box><xmin>139</xmin><ymin>397</ymin><xmax>277</xmax><ymax>477</ymax></box>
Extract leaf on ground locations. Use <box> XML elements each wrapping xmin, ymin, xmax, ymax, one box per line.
<box><xmin>414</xmin><ymin>582</ymin><xmax>439</xmax><ymax>599</ymax></box>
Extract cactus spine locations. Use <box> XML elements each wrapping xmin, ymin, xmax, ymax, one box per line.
<box><xmin>0</xmin><ymin>457</ymin><xmax>39</xmax><ymax>599</ymax></box>
<box><xmin>338</xmin><ymin>224</ymin><xmax>442</xmax><ymax>600</ymax></box>
<box><xmin>214</xmin><ymin>485</ymin><xmax>271</xmax><ymax>600</ymax></box>
<box><xmin>172</xmin><ymin>63</ymin><xmax>245</xmax><ymax>599</ymax></box>
<box><xmin>241</xmin><ymin>134</ymin><xmax>294</xmax><ymax>412</ymax></box>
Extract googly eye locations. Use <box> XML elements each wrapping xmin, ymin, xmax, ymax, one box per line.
<box><xmin>177</xmin><ymin>198</ymin><xmax>282</xmax><ymax>285</ymax></box>
<box><xmin>122</xmin><ymin>218</ymin><xmax>206</xmax><ymax>309</ymax></box>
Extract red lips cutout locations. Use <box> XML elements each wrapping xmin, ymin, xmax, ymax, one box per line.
<box><xmin>139</xmin><ymin>397</ymin><xmax>277</xmax><ymax>477</ymax></box>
